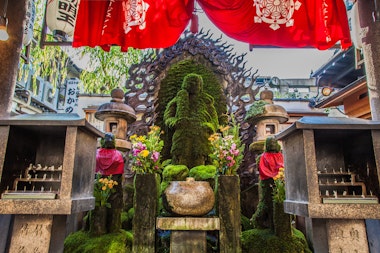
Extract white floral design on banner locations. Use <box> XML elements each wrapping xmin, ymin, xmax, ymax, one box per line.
<box><xmin>123</xmin><ymin>0</ymin><xmax>150</xmax><ymax>34</ymax></box>
<box><xmin>253</xmin><ymin>0</ymin><xmax>301</xmax><ymax>31</ymax></box>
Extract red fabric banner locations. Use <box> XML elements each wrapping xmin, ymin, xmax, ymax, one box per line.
<box><xmin>73</xmin><ymin>0</ymin><xmax>194</xmax><ymax>51</ymax></box>
<box><xmin>198</xmin><ymin>0</ymin><xmax>352</xmax><ymax>49</ymax></box>
<box><xmin>73</xmin><ymin>0</ymin><xmax>351</xmax><ymax>50</ymax></box>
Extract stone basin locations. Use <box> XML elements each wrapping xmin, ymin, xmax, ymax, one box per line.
<box><xmin>163</xmin><ymin>177</ymin><xmax>215</xmax><ymax>216</ymax></box>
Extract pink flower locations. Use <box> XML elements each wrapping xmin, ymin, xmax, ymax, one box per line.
<box><xmin>151</xmin><ymin>151</ymin><xmax>160</xmax><ymax>162</ymax></box>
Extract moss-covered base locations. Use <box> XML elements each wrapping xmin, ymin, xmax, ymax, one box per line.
<box><xmin>64</xmin><ymin>230</ymin><xmax>133</xmax><ymax>253</ymax></box>
<box><xmin>241</xmin><ymin>228</ymin><xmax>312</xmax><ymax>253</ymax></box>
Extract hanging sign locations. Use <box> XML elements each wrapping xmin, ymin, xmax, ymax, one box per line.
<box><xmin>64</xmin><ymin>78</ymin><xmax>79</xmax><ymax>114</ymax></box>
<box><xmin>46</xmin><ymin>0</ymin><xmax>79</xmax><ymax>41</ymax></box>
<box><xmin>23</xmin><ymin>0</ymin><xmax>36</xmax><ymax>46</ymax></box>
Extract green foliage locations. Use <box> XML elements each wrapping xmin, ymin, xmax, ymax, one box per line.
<box><xmin>241</xmin><ymin>228</ymin><xmax>312</xmax><ymax>253</ymax></box>
<box><xmin>64</xmin><ymin>230</ymin><xmax>133</xmax><ymax>253</ymax></box>
<box><xmin>94</xmin><ymin>174</ymin><xmax>118</xmax><ymax>208</ymax></box>
<box><xmin>79</xmin><ymin>46</ymin><xmax>145</xmax><ymax>93</ymax></box>
<box><xmin>18</xmin><ymin>0</ymin><xmax>69</xmax><ymax>89</ymax></box>
<box><xmin>245</xmin><ymin>100</ymin><xmax>269</xmax><ymax>121</ymax></box>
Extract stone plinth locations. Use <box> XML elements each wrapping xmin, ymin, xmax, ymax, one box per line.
<box><xmin>156</xmin><ymin>217</ymin><xmax>220</xmax><ymax>253</ymax></box>
<box><xmin>327</xmin><ymin>219</ymin><xmax>368</xmax><ymax>253</ymax></box>
<box><xmin>156</xmin><ymin>217</ymin><xmax>220</xmax><ymax>231</ymax></box>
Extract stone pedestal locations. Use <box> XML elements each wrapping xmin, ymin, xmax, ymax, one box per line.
<box><xmin>327</xmin><ymin>219</ymin><xmax>368</xmax><ymax>253</ymax></box>
<box><xmin>133</xmin><ymin>174</ymin><xmax>159</xmax><ymax>253</ymax></box>
<box><xmin>9</xmin><ymin>215</ymin><xmax>54</xmax><ymax>253</ymax></box>
<box><xmin>156</xmin><ymin>217</ymin><xmax>220</xmax><ymax>253</ymax></box>
<box><xmin>217</xmin><ymin>175</ymin><xmax>242</xmax><ymax>252</ymax></box>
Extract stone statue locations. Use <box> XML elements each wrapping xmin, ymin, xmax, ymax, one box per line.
<box><xmin>252</xmin><ymin>137</ymin><xmax>284</xmax><ymax>230</ymax></box>
<box><xmin>164</xmin><ymin>73</ymin><xmax>219</xmax><ymax>168</ymax></box>
<box><xmin>95</xmin><ymin>132</ymin><xmax>124</xmax><ymax>233</ymax></box>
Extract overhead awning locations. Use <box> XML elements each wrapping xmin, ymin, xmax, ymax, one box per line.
<box><xmin>73</xmin><ymin>0</ymin><xmax>352</xmax><ymax>51</ymax></box>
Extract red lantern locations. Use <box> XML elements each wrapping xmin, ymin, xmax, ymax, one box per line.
<box><xmin>46</xmin><ymin>0</ymin><xmax>79</xmax><ymax>41</ymax></box>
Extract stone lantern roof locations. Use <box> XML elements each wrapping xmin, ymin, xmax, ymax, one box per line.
<box><xmin>95</xmin><ymin>88</ymin><xmax>136</xmax><ymax>124</ymax></box>
<box><xmin>250</xmin><ymin>89</ymin><xmax>289</xmax><ymax>124</ymax></box>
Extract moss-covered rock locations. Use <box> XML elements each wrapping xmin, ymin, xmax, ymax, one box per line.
<box><xmin>64</xmin><ymin>230</ymin><xmax>133</xmax><ymax>253</ymax></box>
<box><xmin>241</xmin><ymin>228</ymin><xmax>312</xmax><ymax>253</ymax></box>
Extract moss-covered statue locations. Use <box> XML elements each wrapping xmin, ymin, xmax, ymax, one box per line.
<box><xmin>251</xmin><ymin>137</ymin><xmax>283</xmax><ymax>230</ymax></box>
<box><xmin>164</xmin><ymin>73</ymin><xmax>219</xmax><ymax>168</ymax></box>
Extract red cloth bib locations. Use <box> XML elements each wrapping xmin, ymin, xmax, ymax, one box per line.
<box><xmin>259</xmin><ymin>152</ymin><xmax>284</xmax><ymax>180</ymax></box>
<box><xmin>96</xmin><ymin>148</ymin><xmax>124</xmax><ymax>176</ymax></box>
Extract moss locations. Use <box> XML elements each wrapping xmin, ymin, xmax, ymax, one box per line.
<box><xmin>157</xmin><ymin>60</ymin><xmax>227</xmax><ymax>161</ymax></box>
<box><xmin>163</xmin><ymin>74</ymin><xmax>219</xmax><ymax>168</ymax></box>
<box><xmin>245</xmin><ymin>100</ymin><xmax>269</xmax><ymax>122</ymax></box>
<box><xmin>251</xmin><ymin>179</ymin><xmax>274</xmax><ymax>230</ymax></box>
<box><xmin>121</xmin><ymin>208</ymin><xmax>135</xmax><ymax>231</ymax></box>
<box><xmin>189</xmin><ymin>165</ymin><xmax>217</xmax><ymax>189</ymax></box>
<box><xmin>249</xmin><ymin>140</ymin><xmax>265</xmax><ymax>153</ymax></box>
<box><xmin>241</xmin><ymin>228</ymin><xmax>312</xmax><ymax>253</ymax></box>
<box><xmin>189</xmin><ymin>165</ymin><xmax>217</xmax><ymax>180</ymax></box>
<box><xmin>162</xmin><ymin>164</ymin><xmax>189</xmax><ymax>182</ymax></box>
<box><xmin>241</xmin><ymin>214</ymin><xmax>253</xmax><ymax>231</ymax></box>
<box><xmin>64</xmin><ymin>230</ymin><xmax>133</xmax><ymax>253</ymax></box>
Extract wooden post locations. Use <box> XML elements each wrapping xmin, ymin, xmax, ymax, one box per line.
<box><xmin>0</xmin><ymin>0</ymin><xmax>27</xmax><ymax>117</ymax></box>
<box><xmin>357</xmin><ymin>0</ymin><xmax>380</xmax><ymax>120</ymax></box>
<box><xmin>217</xmin><ymin>175</ymin><xmax>241</xmax><ymax>253</ymax></box>
<box><xmin>132</xmin><ymin>174</ymin><xmax>158</xmax><ymax>253</ymax></box>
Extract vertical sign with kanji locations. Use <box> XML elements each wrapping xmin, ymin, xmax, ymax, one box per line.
<box><xmin>64</xmin><ymin>78</ymin><xmax>79</xmax><ymax>114</ymax></box>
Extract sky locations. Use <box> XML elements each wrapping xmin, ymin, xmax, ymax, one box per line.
<box><xmin>197</xmin><ymin>11</ymin><xmax>337</xmax><ymax>80</ymax></box>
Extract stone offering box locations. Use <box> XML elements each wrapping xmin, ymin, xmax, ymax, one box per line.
<box><xmin>0</xmin><ymin>113</ymin><xmax>103</xmax><ymax>214</ymax></box>
<box><xmin>276</xmin><ymin>117</ymin><xmax>380</xmax><ymax>219</ymax></box>
<box><xmin>0</xmin><ymin>114</ymin><xmax>103</xmax><ymax>252</ymax></box>
<box><xmin>276</xmin><ymin>116</ymin><xmax>380</xmax><ymax>252</ymax></box>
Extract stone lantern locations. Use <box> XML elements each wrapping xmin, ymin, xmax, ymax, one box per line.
<box><xmin>95</xmin><ymin>88</ymin><xmax>136</xmax><ymax>151</ymax></box>
<box><xmin>250</xmin><ymin>88</ymin><xmax>289</xmax><ymax>142</ymax></box>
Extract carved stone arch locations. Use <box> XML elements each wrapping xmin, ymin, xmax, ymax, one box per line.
<box><xmin>125</xmin><ymin>29</ymin><xmax>262</xmax><ymax>177</ymax></box>
<box><xmin>126</xmin><ymin>30</ymin><xmax>260</xmax><ymax>133</ymax></box>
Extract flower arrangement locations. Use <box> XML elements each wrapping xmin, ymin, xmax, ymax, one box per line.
<box><xmin>272</xmin><ymin>167</ymin><xmax>285</xmax><ymax>203</ymax></box>
<box><xmin>94</xmin><ymin>173</ymin><xmax>118</xmax><ymax>208</ymax></box>
<box><xmin>209</xmin><ymin>118</ymin><xmax>244</xmax><ymax>175</ymax></box>
<box><xmin>129</xmin><ymin>125</ymin><xmax>164</xmax><ymax>174</ymax></box>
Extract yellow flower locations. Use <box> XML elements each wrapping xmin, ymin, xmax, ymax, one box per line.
<box><xmin>219</xmin><ymin>125</ymin><xmax>230</xmax><ymax>132</ymax></box>
<box><xmin>140</xmin><ymin>149</ymin><xmax>150</xmax><ymax>158</ymax></box>
<box><xmin>102</xmin><ymin>186</ymin><xmax>107</xmax><ymax>191</ymax></box>
<box><xmin>130</xmin><ymin>134</ymin><xmax>137</xmax><ymax>141</ymax></box>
